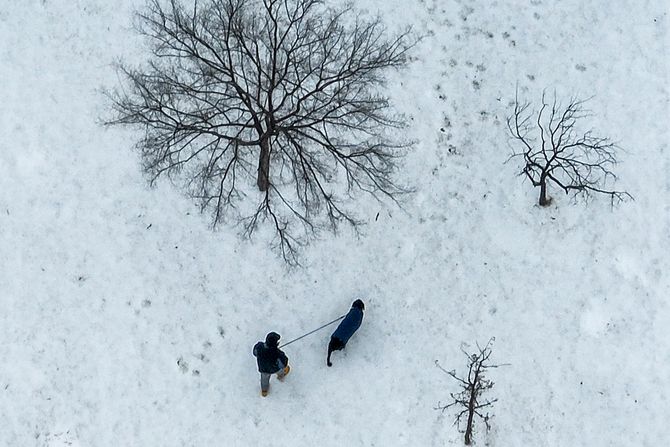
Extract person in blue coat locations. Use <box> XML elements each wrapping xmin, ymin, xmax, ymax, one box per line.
<box><xmin>253</xmin><ymin>332</ymin><xmax>290</xmax><ymax>396</ymax></box>
<box><xmin>327</xmin><ymin>299</ymin><xmax>365</xmax><ymax>367</ymax></box>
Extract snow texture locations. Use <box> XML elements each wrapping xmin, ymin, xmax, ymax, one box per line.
<box><xmin>0</xmin><ymin>0</ymin><xmax>668</xmax><ymax>445</ymax></box>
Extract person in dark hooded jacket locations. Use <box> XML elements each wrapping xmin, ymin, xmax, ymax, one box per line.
<box><xmin>253</xmin><ymin>332</ymin><xmax>290</xmax><ymax>396</ymax></box>
<box><xmin>327</xmin><ymin>299</ymin><xmax>365</xmax><ymax>367</ymax></box>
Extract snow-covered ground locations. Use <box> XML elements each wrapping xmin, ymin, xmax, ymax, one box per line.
<box><xmin>1</xmin><ymin>0</ymin><xmax>668</xmax><ymax>445</ymax></box>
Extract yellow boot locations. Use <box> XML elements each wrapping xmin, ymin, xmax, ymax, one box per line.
<box><xmin>261</xmin><ymin>389</ymin><xmax>268</xmax><ymax>397</ymax></box>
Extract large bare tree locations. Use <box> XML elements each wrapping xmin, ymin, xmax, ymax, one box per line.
<box><xmin>507</xmin><ymin>91</ymin><xmax>631</xmax><ymax>207</ymax></box>
<box><xmin>106</xmin><ymin>0</ymin><xmax>414</xmax><ymax>263</ymax></box>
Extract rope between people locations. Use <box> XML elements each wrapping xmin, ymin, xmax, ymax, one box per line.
<box><xmin>279</xmin><ymin>315</ymin><xmax>346</xmax><ymax>348</ymax></box>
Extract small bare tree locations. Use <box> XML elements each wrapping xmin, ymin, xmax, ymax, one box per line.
<box><xmin>106</xmin><ymin>0</ymin><xmax>414</xmax><ymax>264</ymax></box>
<box><xmin>507</xmin><ymin>90</ymin><xmax>632</xmax><ymax>206</ymax></box>
<box><xmin>435</xmin><ymin>339</ymin><xmax>502</xmax><ymax>445</ymax></box>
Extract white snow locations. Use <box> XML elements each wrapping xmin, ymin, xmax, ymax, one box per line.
<box><xmin>1</xmin><ymin>0</ymin><xmax>668</xmax><ymax>446</ymax></box>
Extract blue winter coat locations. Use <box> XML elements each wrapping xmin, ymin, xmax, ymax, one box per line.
<box><xmin>331</xmin><ymin>306</ymin><xmax>364</xmax><ymax>345</ymax></box>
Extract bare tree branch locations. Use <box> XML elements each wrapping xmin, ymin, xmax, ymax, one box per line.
<box><xmin>105</xmin><ymin>0</ymin><xmax>415</xmax><ymax>265</ymax></box>
<box><xmin>506</xmin><ymin>89</ymin><xmax>632</xmax><ymax>207</ymax></box>
<box><xmin>436</xmin><ymin>338</ymin><xmax>503</xmax><ymax>445</ymax></box>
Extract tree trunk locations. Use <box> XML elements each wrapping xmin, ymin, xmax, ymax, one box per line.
<box><xmin>538</xmin><ymin>178</ymin><xmax>550</xmax><ymax>206</ymax></box>
<box><xmin>257</xmin><ymin>137</ymin><xmax>271</xmax><ymax>191</ymax></box>
<box><xmin>465</xmin><ymin>410</ymin><xmax>473</xmax><ymax>445</ymax></box>
<box><xmin>464</xmin><ymin>374</ymin><xmax>477</xmax><ymax>445</ymax></box>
